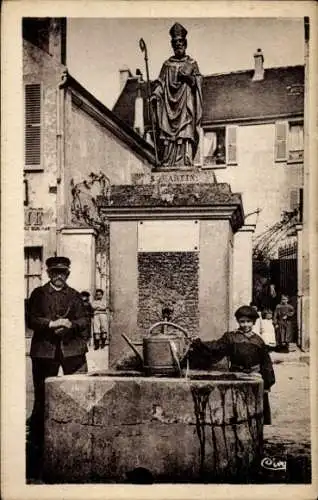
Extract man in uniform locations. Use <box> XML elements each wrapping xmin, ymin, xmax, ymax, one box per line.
<box><xmin>27</xmin><ymin>256</ymin><xmax>89</xmax><ymax>452</ymax></box>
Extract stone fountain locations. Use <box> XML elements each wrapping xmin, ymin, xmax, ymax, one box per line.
<box><xmin>43</xmin><ymin>370</ymin><xmax>263</xmax><ymax>483</ymax></box>
<box><xmin>42</xmin><ymin>24</ymin><xmax>265</xmax><ymax>483</ymax></box>
<box><xmin>42</xmin><ymin>180</ymin><xmax>265</xmax><ymax>483</ymax></box>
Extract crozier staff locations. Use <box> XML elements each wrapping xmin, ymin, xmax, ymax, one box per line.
<box><xmin>27</xmin><ymin>256</ymin><xmax>90</xmax><ymax>449</ymax></box>
<box><xmin>150</xmin><ymin>22</ymin><xmax>202</xmax><ymax>167</ymax></box>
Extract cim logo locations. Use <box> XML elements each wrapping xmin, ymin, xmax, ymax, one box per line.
<box><xmin>260</xmin><ymin>456</ymin><xmax>287</xmax><ymax>471</ymax></box>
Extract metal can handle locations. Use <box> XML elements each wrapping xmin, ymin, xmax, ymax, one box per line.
<box><xmin>148</xmin><ymin>321</ymin><xmax>190</xmax><ymax>338</ymax></box>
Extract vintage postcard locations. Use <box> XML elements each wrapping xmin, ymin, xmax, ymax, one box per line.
<box><xmin>1</xmin><ymin>1</ymin><xmax>317</xmax><ymax>499</ymax></box>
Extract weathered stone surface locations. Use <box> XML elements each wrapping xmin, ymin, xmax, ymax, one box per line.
<box><xmin>43</xmin><ymin>373</ymin><xmax>263</xmax><ymax>483</ymax></box>
<box><xmin>137</xmin><ymin>251</ymin><xmax>199</xmax><ymax>337</ymax></box>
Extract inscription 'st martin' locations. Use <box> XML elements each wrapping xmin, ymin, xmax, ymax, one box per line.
<box><xmin>150</xmin><ymin>22</ymin><xmax>203</xmax><ymax>168</ymax></box>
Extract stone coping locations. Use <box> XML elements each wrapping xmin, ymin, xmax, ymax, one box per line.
<box><xmin>97</xmin><ymin>183</ymin><xmax>244</xmax><ymax>231</ymax></box>
<box><xmin>46</xmin><ymin>370</ymin><xmax>263</xmax><ymax>386</ymax></box>
<box><xmin>97</xmin><ymin>183</ymin><xmax>242</xmax><ymax>208</ymax></box>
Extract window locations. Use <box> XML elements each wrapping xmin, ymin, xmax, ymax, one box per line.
<box><xmin>24</xmin><ymin>179</ymin><xmax>29</xmax><ymax>206</ymax></box>
<box><xmin>202</xmin><ymin>126</ymin><xmax>237</xmax><ymax>167</ymax></box>
<box><xmin>24</xmin><ymin>247</ymin><xmax>43</xmax><ymax>299</ymax></box>
<box><xmin>25</xmin><ymin>83</ymin><xmax>42</xmax><ymax>169</ymax></box>
<box><xmin>274</xmin><ymin>121</ymin><xmax>304</xmax><ymax>163</ymax></box>
<box><xmin>289</xmin><ymin>188</ymin><xmax>303</xmax><ymax>222</ymax></box>
<box><xmin>289</xmin><ymin>123</ymin><xmax>304</xmax><ymax>162</ymax></box>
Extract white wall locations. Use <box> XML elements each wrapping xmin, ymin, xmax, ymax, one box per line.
<box><xmin>215</xmin><ymin>123</ymin><xmax>303</xmax><ymax>236</ymax></box>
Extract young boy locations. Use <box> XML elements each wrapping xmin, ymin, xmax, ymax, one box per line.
<box><xmin>92</xmin><ymin>289</ymin><xmax>108</xmax><ymax>350</ymax></box>
<box><xmin>188</xmin><ymin>305</ymin><xmax>275</xmax><ymax>424</ymax></box>
<box><xmin>273</xmin><ymin>294</ymin><xmax>294</xmax><ymax>352</ymax></box>
<box><xmin>80</xmin><ymin>291</ymin><xmax>93</xmax><ymax>346</ymax></box>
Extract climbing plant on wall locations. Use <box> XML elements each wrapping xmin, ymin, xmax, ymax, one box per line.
<box><xmin>70</xmin><ymin>171</ymin><xmax>111</xmax><ymax>294</ymax></box>
<box><xmin>253</xmin><ymin>208</ymin><xmax>300</xmax><ymax>261</ymax></box>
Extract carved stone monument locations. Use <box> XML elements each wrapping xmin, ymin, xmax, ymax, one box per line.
<box><xmin>151</xmin><ymin>23</ymin><xmax>202</xmax><ymax>167</ymax></box>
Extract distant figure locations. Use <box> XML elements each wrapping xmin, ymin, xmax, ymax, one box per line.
<box><xmin>273</xmin><ymin>294</ymin><xmax>294</xmax><ymax>352</ymax></box>
<box><xmin>187</xmin><ymin>305</ymin><xmax>275</xmax><ymax>424</ymax></box>
<box><xmin>212</xmin><ymin>140</ymin><xmax>226</xmax><ymax>165</ymax></box>
<box><xmin>151</xmin><ymin>22</ymin><xmax>202</xmax><ymax>167</ymax></box>
<box><xmin>92</xmin><ymin>289</ymin><xmax>108</xmax><ymax>350</ymax></box>
<box><xmin>80</xmin><ymin>291</ymin><xmax>93</xmax><ymax>346</ymax></box>
<box><xmin>27</xmin><ymin>257</ymin><xmax>89</xmax><ymax>451</ymax></box>
<box><xmin>259</xmin><ymin>310</ymin><xmax>276</xmax><ymax>351</ymax></box>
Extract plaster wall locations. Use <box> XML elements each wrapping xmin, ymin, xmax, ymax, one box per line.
<box><xmin>214</xmin><ymin>123</ymin><xmax>303</xmax><ymax>236</ymax></box>
<box><xmin>59</xmin><ymin>229</ymin><xmax>96</xmax><ymax>293</ymax></box>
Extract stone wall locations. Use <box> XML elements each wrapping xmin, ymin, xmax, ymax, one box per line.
<box><xmin>137</xmin><ymin>252</ymin><xmax>199</xmax><ymax>337</ymax></box>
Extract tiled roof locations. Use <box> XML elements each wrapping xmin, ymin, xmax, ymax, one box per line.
<box><xmin>202</xmin><ymin>65</ymin><xmax>304</xmax><ymax>123</ymax></box>
<box><xmin>112</xmin><ymin>65</ymin><xmax>304</xmax><ymax>129</ymax></box>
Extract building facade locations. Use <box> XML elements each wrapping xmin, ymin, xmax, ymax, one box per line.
<box><xmin>23</xmin><ymin>18</ymin><xmax>155</xmax><ymax>334</ymax></box>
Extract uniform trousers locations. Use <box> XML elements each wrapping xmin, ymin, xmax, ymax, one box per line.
<box><xmin>29</xmin><ymin>343</ymin><xmax>87</xmax><ymax>448</ymax></box>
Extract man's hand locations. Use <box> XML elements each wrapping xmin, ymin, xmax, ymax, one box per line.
<box><xmin>58</xmin><ymin>318</ymin><xmax>72</xmax><ymax>329</ymax></box>
<box><xmin>49</xmin><ymin>318</ymin><xmax>72</xmax><ymax>330</ymax></box>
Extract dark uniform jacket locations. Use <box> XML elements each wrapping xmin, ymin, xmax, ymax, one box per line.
<box><xmin>28</xmin><ymin>282</ymin><xmax>89</xmax><ymax>359</ymax></box>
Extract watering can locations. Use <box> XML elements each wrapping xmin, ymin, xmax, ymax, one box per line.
<box><xmin>121</xmin><ymin>321</ymin><xmax>192</xmax><ymax>377</ymax></box>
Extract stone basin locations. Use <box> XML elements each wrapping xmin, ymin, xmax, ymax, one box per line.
<box><xmin>43</xmin><ymin>371</ymin><xmax>264</xmax><ymax>483</ymax></box>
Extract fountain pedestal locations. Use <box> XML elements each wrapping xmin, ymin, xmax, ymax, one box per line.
<box><xmin>97</xmin><ymin>182</ymin><xmax>244</xmax><ymax>368</ymax></box>
<box><xmin>43</xmin><ymin>372</ymin><xmax>263</xmax><ymax>483</ymax></box>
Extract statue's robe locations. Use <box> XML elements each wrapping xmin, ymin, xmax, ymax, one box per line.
<box><xmin>152</xmin><ymin>55</ymin><xmax>202</xmax><ymax>167</ymax></box>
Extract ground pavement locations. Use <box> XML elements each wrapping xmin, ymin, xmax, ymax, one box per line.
<box><xmin>260</xmin><ymin>346</ymin><xmax>311</xmax><ymax>483</ymax></box>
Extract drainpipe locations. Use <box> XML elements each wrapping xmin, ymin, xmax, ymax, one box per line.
<box><xmin>56</xmin><ymin>69</ymin><xmax>68</xmax><ymax>255</ymax></box>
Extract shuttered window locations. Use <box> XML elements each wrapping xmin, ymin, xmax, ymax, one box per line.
<box><xmin>288</xmin><ymin>122</ymin><xmax>304</xmax><ymax>162</ymax></box>
<box><xmin>226</xmin><ymin>125</ymin><xmax>237</xmax><ymax>165</ymax></box>
<box><xmin>289</xmin><ymin>189</ymin><xmax>299</xmax><ymax>211</ymax></box>
<box><xmin>274</xmin><ymin>121</ymin><xmax>288</xmax><ymax>162</ymax></box>
<box><xmin>24</xmin><ymin>246</ymin><xmax>43</xmax><ymax>299</ymax></box>
<box><xmin>25</xmin><ymin>83</ymin><xmax>42</xmax><ymax>169</ymax></box>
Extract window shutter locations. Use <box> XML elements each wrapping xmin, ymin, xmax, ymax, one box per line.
<box><xmin>25</xmin><ymin>84</ymin><xmax>41</xmax><ymax>168</ymax></box>
<box><xmin>226</xmin><ymin>125</ymin><xmax>237</xmax><ymax>165</ymax></box>
<box><xmin>289</xmin><ymin>189</ymin><xmax>299</xmax><ymax>211</ymax></box>
<box><xmin>274</xmin><ymin>121</ymin><xmax>288</xmax><ymax>162</ymax></box>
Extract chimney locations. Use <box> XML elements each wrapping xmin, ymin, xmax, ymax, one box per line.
<box><xmin>133</xmin><ymin>71</ymin><xmax>144</xmax><ymax>136</ymax></box>
<box><xmin>49</xmin><ymin>18</ymin><xmax>67</xmax><ymax>64</ymax></box>
<box><xmin>252</xmin><ymin>48</ymin><xmax>264</xmax><ymax>81</ymax></box>
<box><xmin>119</xmin><ymin>66</ymin><xmax>132</xmax><ymax>92</ymax></box>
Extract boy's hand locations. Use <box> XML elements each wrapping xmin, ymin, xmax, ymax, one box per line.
<box><xmin>190</xmin><ymin>336</ymin><xmax>201</xmax><ymax>349</ymax></box>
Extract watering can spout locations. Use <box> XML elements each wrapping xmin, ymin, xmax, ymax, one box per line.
<box><xmin>121</xmin><ymin>333</ymin><xmax>144</xmax><ymax>364</ymax></box>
